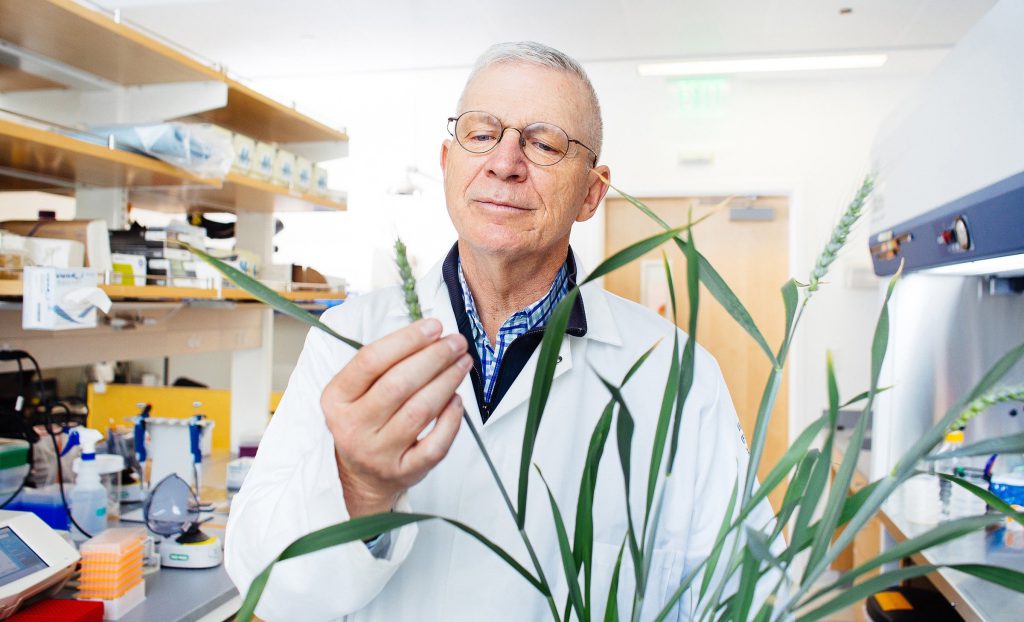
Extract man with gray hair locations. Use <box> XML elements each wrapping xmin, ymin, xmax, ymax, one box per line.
<box><xmin>226</xmin><ymin>41</ymin><xmax>765</xmax><ymax>621</ymax></box>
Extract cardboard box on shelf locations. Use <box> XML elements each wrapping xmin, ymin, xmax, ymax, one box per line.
<box><xmin>294</xmin><ymin>157</ymin><xmax>312</xmax><ymax>191</ymax></box>
<box><xmin>313</xmin><ymin>165</ymin><xmax>329</xmax><ymax>195</ymax></box>
<box><xmin>231</xmin><ymin>133</ymin><xmax>255</xmax><ymax>173</ymax></box>
<box><xmin>273</xmin><ymin>150</ymin><xmax>295</xmax><ymax>187</ymax></box>
<box><xmin>253</xmin><ymin>142</ymin><xmax>276</xmax><ymax>180</ymax></box>
<box><xmin>110</xmin><ymin>253</ymin><xmax>147</xmax><ymax>286</ymax></box>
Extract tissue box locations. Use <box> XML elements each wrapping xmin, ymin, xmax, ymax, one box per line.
<box><xmin>253</xmin><ymin>142</ymin><xmax>276</xmax><ymax>179</ymax></box>
<box><xmin>232</xmin><ymin>133</ymin><xmax>255</xmax><ymax>173</ymax></box>
<box><xmin>22</xmin><ymin>267</ymin><xmax>110</xmax><ymax>331</ymax></box>
<box><xmin>294</xmin><ymin>157</ymin><xmax>312</xmax><ymax>191</ymax></box>
<box><xmin>273</xmin><ymin>150</ymin><xmax>295</xmax><ymax>187</ymax></box>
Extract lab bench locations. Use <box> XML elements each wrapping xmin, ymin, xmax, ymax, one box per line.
<box><xmin>834</xmin><ymin>434</ymin><xmax>1024</xmax><ymax>622</ymax></box>
<box><xmin>59</xmin><ymin>452</ymin><xmax>241</xmax><ymax>622</ymax></box>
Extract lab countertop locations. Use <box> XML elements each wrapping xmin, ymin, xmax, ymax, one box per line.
<box><xmin>834</xmin><ymin>432</ymin><xmax>1024</xmax><ymax>622</ymax></box>
<box><xmin>60</xmin><ymin>453</ymin><xmax>240</xmax><ymax>622</ymax></box>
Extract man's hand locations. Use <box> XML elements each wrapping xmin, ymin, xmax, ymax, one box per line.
<box><xmin>321</xmin><ymin>318</ymin><xmax>472</xmax><ymax>518</ymax></box>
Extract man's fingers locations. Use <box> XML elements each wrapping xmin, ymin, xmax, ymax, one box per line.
<box><xmin>327</xmin><ymin>318</ymin><xmax>444</xmax><ymax>403</ymax></box>
<box><xmin>400</xmin><ymin>394</ymin><xmax>464</xmax><ymax>475</ymax></box>
<box><xmin>383</xmin><ymin>353</ymin><xmax>473</xmax><ymax>445</ymax></box>
<box><xmin>360</xmin><ymin>334</ymin><xmax>468</xmax><ymax>425</ymax></box>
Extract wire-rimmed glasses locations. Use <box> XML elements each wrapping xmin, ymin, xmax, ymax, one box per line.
<box><xmin>447</xmin><ymin>110</ymin><xmax>597</xmax><ymax>167</ymax></box>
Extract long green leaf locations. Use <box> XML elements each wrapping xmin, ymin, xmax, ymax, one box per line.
<box><xmin>603</xmin><ymin>180</ymin><xmax>778</xmax><ymax>369</ymax></box>
<box><xmin>518</xmin><ymin>288</ymin><xmax>579</xmax><ymax>528</ymax></box>
<box><xmin>574</xmin><ymin>401</ymin><xmax>614</xmax><ymax>617</ymax></box>
<box><xmin>180</xmin><ymin>242</ymin><xmax>364</xmax><ymax>351</ymax></box>
<box><xmin>519</xmin><ymin>223</ymin><xmax>697</xmax><ymax>530</ymax></box>
<box><xmin>748</xmin><ymin>414</ymin><xmax>825</xmax><ymax>513</ymax></box>
<box><xmin>895</xmin><ymin>342</ymin><xmax>1024</xmax><ymax>480</ymax></box>
<box><xmin>615</xmin><ymin>389</ymin><xmax>643</xmax><ymax>592</ymax></box>
<box><xmin>699</xmin><ymin>481</ymin><xmax>739</xmax><ymax>599</ymax></box>
<box><xmin>803</xmin><ymin>514</ymin><xmax>1000</xmax><ymax>605</ymax></box>
<box><xmin>581</xmin><ymin>225</ymin><xmax>694</xmax><ymax>287</ymax></box>
<box><xmin>538</xmin><ymin>469</ymin><xmax>588</xmax><ymax>622</ymax></box>
<box><xmin>927</xmin><ymin>432</ymin><xmax>1024</xmax><ymax>461</ymax></box>
<box><xmin>796</xmin><ymin>265</ymin><xmax>901</xmax><ymax>595</ymax></box>
<box><xmin>733</xmin><ymin>541</ymin><xmax>761</xmax><ymax>622</ymax></box>
<box><xmin>645</xmin><ymin>254</ymin><xmax>680</xmax><ymax>526</ymax></box>
<box><xmin>236</xmin><ymin>511</ymin><xmax>541</xmax><ymax>621</ymax></box>
<box><xmin>838</xmin><ymin>386</ymin><xmax>893</xmax><ymax>409</ymax></box>
<box><xmin>668</xmin><ymin>226</ymin><xmax>700</xmax><ymax>470</ymax></box>
<box><xmin>742</xmin><ymin>368</ymin><xmax>784</xmax><ymax>500</ymax></box>
<box><xmin>800</xmin><ymin>563</ymin><xmax>1024</xmax><ymax>622</ymax></box>
<box><xmin>603</xmin><ymin>540</ymin><xmax>627</xmax><ymax>622</ymax></box>
<box><xmin>939</xmin><ymin>473</ymin><xmax>1024</xmax><ymax>523</ymax></box>
<box><xmin>781</xmin><ymin>279</ymin><xmax>798</xmax><ymax>346</ymax></box>
<box><xmin>797</xmin><ymin>565</ymin><xmax>939</xmax><ymax>621</ymax></box>
<box><xmin>952</xmin><ymin>563</ymin><xmax>1024</xmax><ymax>592</ymax></box>
<box><xmin>772</xmin><ymin>449</ymin><xmax>819</xmax><ymax>540</ymax></box>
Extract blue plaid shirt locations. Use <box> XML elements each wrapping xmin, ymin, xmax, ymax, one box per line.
<box><xmin>458</xmin><ymin>259</ymin><xmax>569</xmax><ymax>404</ymax></box>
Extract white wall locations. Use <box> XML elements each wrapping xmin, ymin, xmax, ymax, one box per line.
<box><xmin>257</xmin><ymin>52</ymin><xmax>945</xmax><ymax>440</ymax></box>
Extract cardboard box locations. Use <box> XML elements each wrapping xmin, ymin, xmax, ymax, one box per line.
<box><xmin>253</xmin><ymin>142</ymin><xmax>276</xmax><ymax>179</ymax></box>
<box><xmin>22</xmin><ymin>267</ymin><xmax>111</xmax><ymax>331</ymax></box>
<box><xmin>111</xmin><ymin>253</ymin><xmax>147</xmax><ymax>286</ymax></box>
<box><xmin>294</xmin><ymin>157</ymin><xmax>312</xmax><ymax>191</ymax></box>
<box><xmin>273</xmin><ymin>150</ymin><xmax>295</xmax><ymax>187</ymax></box>
<box><xmin>313</xmin><ymin>165</ymin><xmax>329</xmax><ymax>195</ymax></box>
<box><xmin>232</xmin><ymin>134</ymin><xmax>255</xmax><ymax>173</ymax></box>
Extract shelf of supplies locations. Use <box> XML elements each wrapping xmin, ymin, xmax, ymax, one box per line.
<box><xmin>129</xmin><ymin>172</ymin><xmax>347</xmax><ymax>213</ymax></box>
<box><xmin>0</xmin><ymin>280</ymin><xmax>346</xmax><ymax>302</ymax></box>
<box><xmin>0</xmin><ymin>118</ymin><xmax>218</xmax><ymax>190</ymax></box>
<box><xmin>0</xmin><ymin>0</ymin><xmax>348</xmax><ymax>146</ymax></box>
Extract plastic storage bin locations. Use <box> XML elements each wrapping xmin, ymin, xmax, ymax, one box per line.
<box><xmin>5</xmin><ymin>485</ymin><xmax>70</xmax><ymax>531</ymax></box>
<box><xmin>0</xmin><ymin>438</ymin><xmax>29</xmax><ymax>498</ymax></box>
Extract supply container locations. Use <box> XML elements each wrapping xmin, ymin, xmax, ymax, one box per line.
<box><xmin>6</xmin><ymin>484</ymin><xmax>70</xmax><ymax>531</ymax></box>
<box><xmin>0</xmin><ymin>438</ymin><xmax>30</xmax><ymax>498</ymax></box>
<box><xmin>75</xmin><ymin>454</ymin><xmax>125</xmax><ymax>520</ymax></box>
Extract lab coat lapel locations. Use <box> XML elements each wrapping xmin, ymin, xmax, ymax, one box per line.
<box><xmin>484</xmin><ymin>335</ymin><xmax>574</xmax><ymax>426</ymax></box>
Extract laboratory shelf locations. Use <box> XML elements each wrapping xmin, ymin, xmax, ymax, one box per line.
<box><xmin>0</xmin><ymin>118</ymin><xmax>217</xmax><ymax>191</ymax></box>
<box><xmin>130</xmin><ymin>172</ymin><xmax>348</xmax><ymax>213</ymax></box>
<box><xmin>0</xmin><ymin>0</ymin><xmax>348</xmax><ymax>146</ymax></box>
<box><xmin>0</xmin><ymin>280</ymin><xmax>346</xmax><ymax>302</ymax></box>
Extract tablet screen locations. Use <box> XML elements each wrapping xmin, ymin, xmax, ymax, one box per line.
<box><xmin>0</xmin><ymin>527</ymin><xmax>49</xmax><ymax>588</ymax></box>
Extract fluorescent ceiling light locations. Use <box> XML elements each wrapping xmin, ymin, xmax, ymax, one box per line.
<box><xmin>637</xmin><ymin>54</ymin><xmax>888</xmax><ymax>77</ymax></box>
<box><xmin>923</xmin><ymin>254</ymin><xmax>1024</xmax><ymax>277</ymax></box>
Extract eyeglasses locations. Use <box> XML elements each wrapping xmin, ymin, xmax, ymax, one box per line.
<box><xmin>447</xmin><ymin>111</ymin><xmax>597</xmax><ymax>167</ymax></box>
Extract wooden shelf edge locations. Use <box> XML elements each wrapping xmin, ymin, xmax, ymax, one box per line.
<box><xmin>0</xmin><ymin>280</ymin><xmax>346</xmax><ymax>302</ymax></box>
<box><xmin>224</xmin><ymin>173</ymin><xmax>348</xmax><ymax>211</ymax></box>
<box><xmin>0</xmin><ymin>118</ymin><xmax>220</xmax><ymax>188</ymax></box>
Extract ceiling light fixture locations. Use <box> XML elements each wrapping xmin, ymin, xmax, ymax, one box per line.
<box><xmin>637</xmin><ymin>53</ymin><xmax>887</xmax><ymax>77</ymax></box>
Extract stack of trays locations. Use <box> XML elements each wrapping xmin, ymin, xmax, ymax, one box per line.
<box><xmin>77</xmin><ymin>528</ymin><xmax>147</xmax><ymax>619</ymax></box>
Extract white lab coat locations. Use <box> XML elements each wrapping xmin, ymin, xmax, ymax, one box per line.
<box><xmin>225</xmin><ymin>254</ymin><xmax>776</xmax><ymax>621</ymax></box>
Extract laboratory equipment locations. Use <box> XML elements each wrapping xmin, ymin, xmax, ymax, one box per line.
<box><xmin>133</xmin><ymin>405</ymin><xmax>212</xmax><ymax>491</ymax></box>
<box><xmin>142</xmin><ymin>475</ymin><xmax>221</xmax><ymax>570</ymax></box>
<box><xmin>76</xmin><ymin>528</ymin><xmax>146</xmax><ymax>619</ymax></box>
<box><xmin>0</xmin><ymin>510</ymin><xmax>80</xmax><ymax>620</ymax></box>
<box><xmin>870</xmin><ymin>1</ymin><xmax>1024</xmax><ymax>278</ymax></box>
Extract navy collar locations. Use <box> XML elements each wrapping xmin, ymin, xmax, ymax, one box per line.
<box><xmin>441</xmin><ymin>243</ymin><xmax>588</xmax><ymax>339</ymax></box>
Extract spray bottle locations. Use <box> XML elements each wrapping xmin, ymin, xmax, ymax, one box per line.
<box><xmin>62</xmin><ymin>427</ymin><xmax>108</xmax><ymax>538</ymax></box>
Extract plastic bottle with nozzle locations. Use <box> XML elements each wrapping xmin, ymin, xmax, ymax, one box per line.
<box><xmin>62</xmin><ymin>427</ymin><xmax>108</xmax><ymax>538</ymax></box>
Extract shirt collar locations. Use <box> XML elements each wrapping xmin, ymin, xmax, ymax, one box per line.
<box><xmin>442</xmin><ymin>243</ymin><xmax>587</xmax><ymax>338</ymax></box>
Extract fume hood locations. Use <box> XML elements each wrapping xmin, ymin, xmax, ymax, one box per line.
<box><xmin>869</xmin><ymin>0</ymin><xmax>1024</xmax><ymax>279</ymax></box>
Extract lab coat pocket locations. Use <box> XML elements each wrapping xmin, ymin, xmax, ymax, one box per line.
<box><xmin>588</xmin><ymin>540</ymin><xmax>686</xmax><ymax>622</ymax></box>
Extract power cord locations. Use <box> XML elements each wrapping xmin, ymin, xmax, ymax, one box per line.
<box><xmin>7</xmin><ymin>350</ymin><xmax>93</xmax><ymax>539</ymax></box>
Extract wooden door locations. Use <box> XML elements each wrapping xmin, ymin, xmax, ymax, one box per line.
<box><xmin>604</xmin><ymin>195</ymin><xmax>790</xmax><ymax>511</ymax></box>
